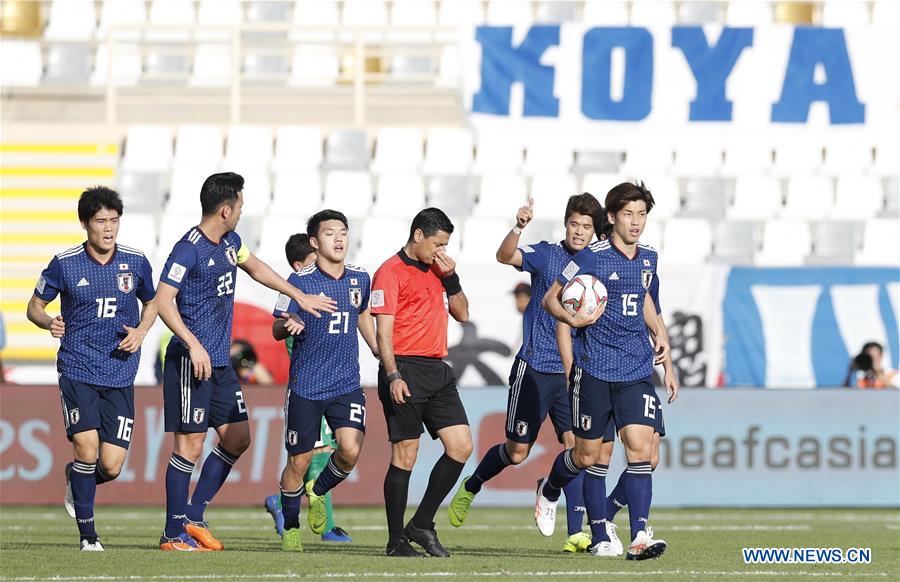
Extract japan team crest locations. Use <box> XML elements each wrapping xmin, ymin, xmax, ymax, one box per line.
<box><xmin>69</xmin><ymin>408</ymin><xmax>80</xmax><ymax>426</ymax></box>
<box><xmin>349</xmin><ymin>287</ymin><xmax>362</xmax><ymax>308</ymax></box>
<box><xmin>225</xmin><ymin>245</ymin><xmax>238</xmax><ymax>266</ymax></box>
<box><xmin>641</xmin><ymin>269</ymin><xmax>653</xmax><ymax>290</ymax></box>
<box><xmin>515</xmin><ymin>420</ymin><xmax>528</xmax><ymax>437</ymax></box>
<box><xmin>287</xmin><ymin>430</ymin><xmax>298</xmax><ymax>446</ymax></box>
<box><xmin>580</xmin><ymin>414</ymin><xmax>592</xmax><ymax>431</ymax></box>
<box><xmin>193</xmin><ymin>408</ymin><xmax>205</xmax><ymax>424</ymax></box>
<box><xmin>117</xmin><ymin>272</ymin><xmax>134</xmax><ymax>293</ymax></box>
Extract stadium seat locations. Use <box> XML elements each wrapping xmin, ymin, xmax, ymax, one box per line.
<box><xmin>728</xmin><ymin>175</ymin><xmax>782</xmax><ymax>220</ymax></box>
<box><xmin>372</xmin><ymin>128</ymin><xmax>423</xmax><ymax>174</ymax></box>
<box><xmin>117</xmin><ymin>213</ymin><xmax>157</xmax><ymax>253</ymax></box>
<box><xmin>726</xmin><ymin>1</ymin><xmax>773</xmax><ymax>25</ymax></box>
<box><xmin>271</xmin><ymin>170</ymin><xmax>323</xmax><ymax>216</ymax></box>
<box><xmin>883</xmin><ymin>178</ymin><xmax>899</xmax><ymax>216</ymax></box>
<box><xmin>486</xmin><ymin>0</ymin><xmax>534</xmax><ymax>25</ymax></box>
<box><xmin>823</xmin><ymin>138</ymin><xmax>872</xmax><ymax>176</ymax></box>
<box><xmin>243</xmin><ymin>52</ymin><xmax>290</xmax><ymax>81</ymax></box>
<box><xmin>0</xmin><ymin>41</ymin><xmax>43</xmax><ymax>87</ymax></box>
<box><xmin>389</xmin><ymin>0</ymin><xmax>437</xmax><ymax>42</ymax></box>
<box><xmin>44</xmin><ymin>45</ymin><xmax>92</xmax><ymax>85</ymax></box>
<box><xmin>712</xmin><ymin>220</ymin><xmax>757</xmax><ymax>264</ymax></box>
<box><xmin>774</xmin><ymin>140</ymin><xmax>823</xmax><ymax>176</ymax></box>
<box><xmin>582</xmin><ymin>1</ymin><xmax>630</xmax><ymax>25</ymax></box>
<box><xmin>873</xmin><ymin>138</ymin><xmax>899</xmax><ymax>177</ymax></box>
<box><xmin>855</xmin><ymin>219</ymin><xmax>900</xmax><ymax>265</ymax></box>
<box><xmin>45</xmin><ymin>0</ymin><xmax>96</xmax><ymax>41</ymax></box>
<box><xmin>423</xmin><ymin>128</ymin><xmax>473</xmax><ymax>175</ymax></box>
<box><xmin>673</xmin><ymin>142</ymin><xmax>723</xmax><ymax>177</ymax></box>
<box><xmin>461</xmin><ymin>217</ymin><xmax>509</xmax><ymax>264</ymax></box>
<box><xmin>678</xmin><ymin>1</ymin><xmax>722</xmax><ymax>23</ymax></box>
<box><xmin>475</xmin><ymin>174</ymin><xmax>527</xmax><ymax>219</ymax></box>
<box><xmin>621</xmin><ymin>143</ymin><xmax>672</xmax><ymax>176</ymax></box>
<box><xmin>428</xmin><ymin>176</ymin><xmax>475</xmax><ymax>216</ymax></box>
<box><xmin>341</xmin><ymin>0</ymin><xmax>388</xmax><ymax>41</ymax></box>
<box><xmin>809</xmin><ymin>221</ymin><xmax>859</xmax><ymax>265</ymax></box>
<box><xmin>174</xmin><ymin>125</ymin><xmax>223</xmax><ymax>169</ymax></box>
<box><xmin>641</xmin><ymin>175</ymin><xmax>680</xmax><ymax>220</ymax></box>
<box><xmin>822</xmin><ymin>1</ymin><xmax>870</xmax><ymax>26</ymax></box>
<box><xmin>246</xmin><ymin>0</ymin><xmax>291</xmax><ymax>23</ymax></box>
<box><xmin>196</xmin><ymin>0</ymin><xmax>243</xmax><ymax>41</ymax></box>
<box><xmin>355</xmin><ymin>217</ymin><xmax>409</xmax><ymax>270</ymax></box>
<box><xmin>829</xmin><ymin>176</ymin><xmax>884</xmax><ymax>221</ymax></box>
<box><xmin>535</xmin><ymin>1</ymin><xmax>579</xmax><ymax>23</ymax></box>
<box><xmin>289</xmin><ymin>45</ymin><xmax>340</xmax><ymax>87</ymax></box>
<box><xmin>722</xmin><ymin>138</ymin><xmax>772</xmax><ymax>176</ymax></box>
<box><xmin>146</xmin><ymin>0</ymin><xmax>195</xmax><ymax>42</ymax></box>
<box><xmin>523</xmin><ymin>142</ymin><xmax>574</xmax><ymax>175</ymax></box>
<box><xmin>91</xmin><ymin>44</ymin><xmax>142</xmax><ymax>86</ymax></box>
<box><xmin>438</xmin><ymin>0</ymin><xmax>486</xmax><ymax>27</ymax></box>
<box><xmin>474</xmin><ymin>132</ymin><xmax>524</xmax><ymax>174</ymax></box>
<box><xmin>274</xmin><ymin>126</ymin><xmax>323</xmax><ymax>171</ymax></box>
<box><xmin>323</xmin><ymin>171</ymin><xmax>373</xmax><ymax>219</ymax></box>
<box><xmin>190</xmin><ymin>44</ymin><xmax>232</xmax><ymax>87</ymax></box>
<box><xmin>290</xmin><ymin>0</ymin><xmax>340</xmax><ymax>42</ymax></box>
<box><xmin>755</xmin><ymin>220</ymin><xmax>812</xmax><ymax>266</ymax></box>
<box><xmin>873</xmin><ymin>0</ymin><xmax>900</xmax><ymax>22</ymax></box>
<box><xmin>325</xmin><ymin>130</ymin><xmax>370</xmax><ymax>170</ymax></box>
<box><xmin>630</xmin><ymin>0</ymin><xmax>676</xmax><ymax>25</ymax></box>
<box><xmin>638</xmin><ymin>220</ymin><xmax>663</xmax><ymax>251</ymax></box>
<box><xmin>681</xmin><ymin>178</ymin><xmax>728</xmax><ymax>218</ymax></box>
<box><xmin>663</xmin><ymin>219</ymin><xmax>712</xmax><ymax>265</ymax></box>
<box><xmin>119</xmin><ymin>173</ymin><xmax>168</xmax><ymax>211</ymax></box>
<box><xmin>574</xmin><ymin>149</ymin><xmax>622</xmax><ymax>174</ymax></box>
<box><xmin>374</xmin><ymin>173</ymin><xmax>426</xmax><ymax>218</ymax></box>
<box><xmin>97</xmin><ymin>0</ymin><xmax>147</xmax><ymax>41</ymax></box>
<box><xmin>530</xmin><ymin>173</ymin><xmax>578</xmax><ymax>220</ymax></box>
<box><xmin>224</xmin><ymin>126</ymin><xmax>273</xmax><ymax>171</ymax></box>
<box><xmin>167</xmin><ymin>168</ymin><xmax>208</xmax><ymax>215</ymax></box>
<box><xmin>258</xmin><ymin>215</ymin><xmax>309</xmax><ymax>265</ymax></box>
<box><xmin>436</xmin><ymin>44</ymin><xmax>462</xmax><ymax>88</ymax></box>
<box><xmin>235</xmin><ymin>168</ymin><xmax>272</xmax><ymax>217</ymax></box>
<box><xmin>582</xmin><ymin>172</ymin><xmax>627</xmax><ymax>199</ymax></box>
<box><xmin>123</xmin><ymin>126</ymin><xmax>173</xmax><ymax>172</ymax></box>
<box><xmin>157</xmin><ymin>212</ymin><xmax>200</xmax><ymax>257</ymax></box>
<box><xmin>782</xmin><ymin>176</ymin><xmax>834</xmax><ymax>220</ymax></box>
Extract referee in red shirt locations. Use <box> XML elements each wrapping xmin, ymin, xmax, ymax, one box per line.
<box><xmin>371</xmin><ymin>208</ymin><xmax>472</xmax><ymax>558</ymax></box>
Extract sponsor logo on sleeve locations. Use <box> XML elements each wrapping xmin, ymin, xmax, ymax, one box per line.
<box><xmin>371</xmin><ymin>289</ymin><xmax>385</xmax><ymax>308</ymax></box>
<box><xmin>275</xmin><ymin>294</ymin><xmax>290</xmax><ymax>312</ymax></box>
<box><xmin>168</xmin><ymin>263</ymin><xmax>186</xmax><ymax>283</ymax></box>
<box><xmin>521</xmin><ymin>245</ymin><xmax>534</xmax><ymax>253</ymax></box>
<box><xmin>36</xmin><ymin>276</ymin><xmax>46</xmax><ymax>294</ymax></box>
<box><xmin>562</xmin><ymin>261</ymin><xmax>579</xmax><ymax>281</ymax></box>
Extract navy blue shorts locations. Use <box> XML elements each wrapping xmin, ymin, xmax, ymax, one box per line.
<box><xmin>163</xmin><ymin>342</ymin><xmax>248</xmax><ymax>433</ymax></box>
<box><xmin>58</xmin><ymin>375</ymin><xmax>135</xmax><ymax>449</ymax></box>
<box><xmin>569</xmin><ymin>367</ymin><xmax>614</xmax><ymax>441</ymax></box>
<box><xmin>284</xmin><ymin>388</ymin><xmax>366</xmax><ymax>455</ymax></box>
<box><xmin>611</xmin><ymin>375</ymin><xmax>660</xmax><ymax>433</ymax></box>
<box><xmin>506</xmin><ymin>359</ymin><xmax>572</xmax><ymax>444</ymax></box>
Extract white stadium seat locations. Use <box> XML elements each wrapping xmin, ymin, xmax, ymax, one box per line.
<box><xmin>45</xmin><ymin>0</ymin><xmax>96</xmax><ymax>41</ymax></box>
<box><xmin>486</xmin><ymin>0</ymin><xmax>533</xmax><ymax>25</ymax></box>
<box><xmin>174</xmin><ymin>125</ymin><xmax>223</xmax><ymax>169</ymax></box>
<box><xmin>642</xmin><ymin>175</ymin><xmax>680</xmax><ymax>220</ymax></box>
<box><xmin>147</xmin><ymin>0</ymin><xmax>195</xmax><ymax>42</ymax></box>
<box><xmin>323</xmin><ymin>171</ymin><xmax>373</xmax><ymax>219</ymax></box>
<box><xmin>355</xmin><ymin>217</ymin><xmax>409</xmax><ymax>270</ymax></box>
<box><xmin>855</xmin><ymin>218</ymin><xmax>900</xmax><ymax>265</ymax></box>
<box><xmin>234</xmin><ymin>168</ymin><xmax>272</xmax><ymax>217</ymax></box>
<box><xmin>167</xmin><ymin>168</ymin><xmax>207</xmax><ymax>215</ymax></box>
<box><xmin>0</xmin><ymin>41</ymin><xmax>43</xmax><ymax>87</ymax></box>
<box><xmin>829</xmin><ymin>176</ymin><xmax>884</xmax><ymax>221</ymax></box>
<box><xmin>271</xmin><ymin>170</ymin><xmax>323</xmax><ymax>216</ymax></box>
<box><xmin>372</xmin><ymin>128</ymin><xmax>423</xmax><ymax>174</ymax></box>
<box><xmin>755</xmin><ymin>220</ymin><xmax>812</xmax><ymax>266</ymax></box>
<box><xmin>157</xmin><ymin>213</ymin><xmax>199</xmax><ymax>258</ymax></box>
<box><xmin>374</xmin><ymin>173</ymin><xmax>426</xmax><ymax>218</ymax></box>
<box><xmin>728</xmin><ymin>175</ymin><xmax>782</xmax><ymax>220</ymax></box>
<box><xmin>475</xmin><ymin>174</ymin><xmax>527</xmax><ymax>218</ymax></box>
<box><xmin>91</xmin><ymin>44</ymin><xmax>142</xmax><ymax>86</ymax></box>
<box><xmin>530</xmin><ymin>173</ymin><xmax>578</xmax><ymax>220</ymax></box>
<box><xmin>781</xmin><ymin>176</ymin><xmax>834</xmax><ymax>220</ymax></box>
<box><xmin>117</xmin><ymin>213</ymin><xmax>157</xmax><ymax>254</ymax></box>
<box><xmin>726</xmin><ymin>1</ymin><xmax>773</xmax><ymax>25</ymax></box>
<box><xmin>98</xmin><ymin>0</ymin><xmax>147</xmax><ymax>40</ymax></box>
<box><xmin>638</xmin><ymin>220</ymin><xmax>663</xmax><ymax>251</ymax></box>
<box><xmin>822</xmin><ymin>1</ymin><xmax>870</xmax><ymax>26</ymax></box>
<box><xmin>524</xmin><ymin>142</ymin><xmax>574</xmax><ymax>175</ymax></box>
<box><xmin>582</xmin><ymin>1</ymin><xmax>629</xmax><ymax>25</ymax></box>
<box><xmin>663</xmin><ymin>219</ymin><xmax>712</xmax><ymax>265</ymax></box>
<box><xmin>224</xmin><ymin>126</ymin><xmax>273</xmax><ymax>171</ymax></box>
<box><xmin>823</xmin><ymin>138</ymin><xmax>872</xmax><ymax>176</ymax></box>
<box><xmin>197</xmin><ymin>0</ymin><xmax>243</xmax><ymax>40</ymax></box>
<box><xmin>621</xmin><ymin>143</ymin><xmax>672</xmax><ymax>176</ymax></box>
<box><xmin>122</xmin><ymin>125</ymin><xmax>173</xmax><ymax>173</ymax></box>
<box><xmin>290</xmin><ymin>0</ymin><xmax>340</xmax><ymax>42</ymax></box>
<box><xmin>722</xmin><ymin>138</ymin><xmax>772</xmax><ymax>176</ymax></box>
<box><xmin>289</xmin><ymin>45</ymin><xmax>340</xmax><ymax>87</ymax></box>
<box><xmin>424</xmin><ymin>128</ymin><xmax>473</xmax><ymax>175</ymax></box>
<box><xmin>774</xmin><ymin>140</ymin><xmax>823</xmax><ymax>176</ymax></box>
<box><xmin>190</xmin><ymin>44</ymin><xmax>232</xmax><ymax>87</ymax></box>
<box><xmin>275</xmin><ymin>126</ymin><xmax>323</xmax><ymax>171</ymax></box>
<box><xmin>873</xmin><ymin>137</ymin><xmax>899</xmax><ymax>177</ymax></box>
<box><xmin>673</xmin><ymin>142</ymin><xmax>723</xmax><ymax>177</ymax></box>
<box><xmin>630</xmin><ymin>0</ymin><xmax>676</xmax><ymax>26</ymax></box>
<box><xmin>461</xmin><ymin>217</ymin><xmax>509</xmax><ymax>264</ymax></box>
<box><xmin>258</xmin><ymin>216</ymin><xmax>309</xmax><ymax>265</ymax></box>
<box><xmin>438</xmin><ymin>0</ymin><xmax>486</xmax><ymax>27</ymax></box>
<box><xmin>474</xmin><ymin>132</ymin><xmax>523</xmax><ymax>174</ymax></box>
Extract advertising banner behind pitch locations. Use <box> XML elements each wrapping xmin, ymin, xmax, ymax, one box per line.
<box><xmin>2</xmin><ymin>386</ymin><xmax>897</xmax><ymax>507</ymax></box>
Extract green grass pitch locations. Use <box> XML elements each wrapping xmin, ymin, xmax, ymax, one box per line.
<box><xmin>1</xmin><ymin>506</ymin><xmax>897</xmax><ymax>581</ymax></box>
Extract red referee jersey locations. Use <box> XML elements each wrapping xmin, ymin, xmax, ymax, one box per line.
<box><xmin>371</xmin><ymin>251</ymin><xmax>449</xmax><ymax>358</ymax></box>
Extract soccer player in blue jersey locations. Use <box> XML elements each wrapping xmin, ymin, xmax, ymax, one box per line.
<box><xmin>270</xmin><ymin>209</ymin><xmax>379</xmax><ymax>552</ymax></box>
<box><xmin>539</xmin><ymin>181</ymin><xmax>678</xmax><ymax>560</ymax></box>
<box><xmin>447</xmin><ymin>193</ymin><xmax>603</xmax><ymax>551</ymax></box>
<box><xmin>155</xmin><ymin>173</ymin><xmax>336</xmax><ymax>552</ymax></box>
<box><xmin>27</xmin><ymin>187</ymin><xmax>158</xmax><ymax>551</ymax></box>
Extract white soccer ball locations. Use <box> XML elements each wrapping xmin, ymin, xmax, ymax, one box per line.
<box><xmin>561</xmin><ymin>274</ymin><xmax>608</xmax><ymax>317</ymax></box>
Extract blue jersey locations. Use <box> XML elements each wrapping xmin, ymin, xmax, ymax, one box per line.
<box><xmin>160</xmin><ymin>227</ymin><xmax>248</xmax><ymax>367</ymax></box>
<box><xmin>35</xmin><ymin>243</ymin><xmax>155</xmax><ymax>387</ymax></box>
<box><xmin>274</xmin><ymin>263</ymin><xmax>370</xmax><ymax>400</ymax></box>
<box><xmin>557</xmin><ymin>240</ymin><xmax>659</xmax><ymax>382</ymax></box>
<box><xmin>516</xmin><ymin>240</ymin><xmax>580</xmax><ymax>374</ymax></box>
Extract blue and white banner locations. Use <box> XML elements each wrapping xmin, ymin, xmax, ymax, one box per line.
<box><xmin>724</xmin><ymin>268</ymin><xmax>900</xmax><ymax>388</ymax></box>
<box><xmin>461</xmin><ymin>24</ymin><xmax>898</xmax><ymax>133</ymax></box>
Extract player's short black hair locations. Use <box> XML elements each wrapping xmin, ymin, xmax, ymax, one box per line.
<box><xmin>862</xmin><ymin>341</ymin><xmax>883</xmax><ymax>355</ymax></box>
<box><xmin>307</xmin><ymin>209</ymin><xmax>349</xmax><ymax>238</ymax></box>
<box><xmin>596</xmin><ymin>208</ymin><xmax>614</xmax><ymax>239</ymax></box>
<box><xmin>605</xmin><ymin>180</ymin><xmax>656</xmax><ymax>215</ymax></box>
<box><xmin>409</xmin><ymin>207</ymin><xmax>454</xmax><ymax>241</ymax></box>
<box><xmin>200</xmin><ymin>172</ymin><xmax>244</xmax><ymax>216</ymax></box>
<box><xmin>78</xmin><ymin>186</ymin><xmax>123</xmax><ymax>223</ymax></box>
<box><xmin>564</xmin><ymin>192</ymin><xmax>602</xmax><ymax>225</ymax></box>
<box><xmin>285</xmin><ymin>233</ymin><xmax>315</xmax><ymax>268</ymax></box>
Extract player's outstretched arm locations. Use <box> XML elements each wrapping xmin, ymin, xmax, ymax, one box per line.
<box><xmin>238</xmin><ymin>252</ymin><xmax>336</xmax><ymax>317</ymax></box>
<box><xmin>156</xmin><ymin>281</ymin><xmax>211</xmax><ymax>381</ymax></box>
<box><xmin>376</xmin><ymin>314</ymin><xmax>410</xmax><ymax>404</ymax></box>
<box><xmin>555</xmin><ymin>320</ymin><xmax>574</xmax><ymax>378</ymax></box>
<box><xmin>357</xmin><ymin>308</ymin><xmax>379</xmax><ymax>359</ymax></box>
<box><xmin>495</xmin><ymin>199</ymin><xmax>533</xmax><ymax>266</ymax></box>
<box><xmin>118</xmin><ymin>297</ymin><xmax>158</xmax><ymax>353</ymax></box>
<box><xmin>26</xmin><ymin>295</ymin><xmax>65</xmax><ymax>338</ymax></box>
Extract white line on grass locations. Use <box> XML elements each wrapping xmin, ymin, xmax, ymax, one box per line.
<box><xmin>0</xmin><ymin>524</ymin><xmax>812</xmax><ymax>533</ymax></box>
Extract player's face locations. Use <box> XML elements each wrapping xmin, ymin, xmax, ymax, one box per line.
<box><xmin>609</xmin><ymin>200</ymin><xmax>648</xmax><ymax>245</ymax></box>
<box><xmin>413</xmin><ymin>229</ymin><xmax>450</xmax><ymax>264</ymax></box>
<box><xmin>312</xmin><ymin>220</ymin><xmax>348</xmax><ymax>263</ymax></box>
<box><xmin>83</xmin><ymin>207</ymin><xmax>120</xmax><ymax>253</ymax></box>
<box><xmin>564</xmin><ymin>212</ymin><xmax>595</xmax><ymax>251</ymax></box>
<box><xmin>223</xmin><ymin>191</ymin><xmax>243</xmax><ymax>230</ymax></box>
<box><xmin>865</xmin><ymin>346</ymin><xmax>883</xmax><ymax>368</ymax></box>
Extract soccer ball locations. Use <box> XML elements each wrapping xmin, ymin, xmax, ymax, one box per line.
<box><xmin>561</xmin><ymin>274</ymin><xmax>608</xmax><ymax>317</ymax></box>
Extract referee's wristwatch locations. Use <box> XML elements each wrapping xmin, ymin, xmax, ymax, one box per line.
<box><xmin>386</xmin><ymin>371</ymin><xmax>403</xmax><ymax>383</ymax></box>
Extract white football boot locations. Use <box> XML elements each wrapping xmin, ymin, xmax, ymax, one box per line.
<box><xmin>533</xmin><ymin>477</ymin><xmax>558</xmax><ymax>537</ymax></box>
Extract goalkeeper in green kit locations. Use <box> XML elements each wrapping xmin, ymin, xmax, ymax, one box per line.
<box><xmin>264</xmin><ymin>233</ymin><xmax>351</xmax><ymax>543</ymax></box>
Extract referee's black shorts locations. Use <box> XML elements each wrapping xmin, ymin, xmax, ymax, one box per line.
<box><xmin>377</xmin><ymin>356</ymin><xmax>469</xmax><ymax>442</ymax></box>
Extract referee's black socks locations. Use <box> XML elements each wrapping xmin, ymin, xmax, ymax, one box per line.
<box><xmin>384</xmin><ymin>464</ymin><xmax>412</xmax><ymax>542</ymax></box>
<box><xmin>412</xmin><ymin>454</ymin><xmax>465</xmax><ymax>530</ymax></box>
